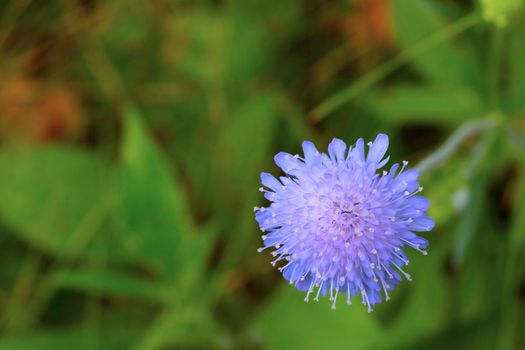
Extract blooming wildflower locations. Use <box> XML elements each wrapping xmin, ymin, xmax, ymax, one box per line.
<box><xmin>254</xmin><ymin>134</ymin><xmax>434</xmax><ymax>312</ymax></box>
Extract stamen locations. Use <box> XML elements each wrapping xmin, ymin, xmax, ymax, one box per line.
<box><xmin>400</xmin><ymin>160</ymin><xmax>408</xmax><ymax>173</ymax></box>
<box><xmin>361</xmin><ymin>288</ymin><xmax>373</xmax><ymax>313</ymax></box>
<box><xmin>314</xmin><ymin>282</ymin><xmax>324</xmax><ymax>301</ymax></box>
<box><xmin>392</xmin><ymin>262</ymin><xmax>412</xmax><ymax>281</ymax></box>
<box><xmin>331</xmin><ymin>287</ymin><xmax>339</xmax><ymax>310</ymax></box>
<box><xmin>380</xmin><ymin>277</ymin><xmax>390</xmax><ymax>301</ymax></box>
<box><xmin>394</xmin><ymin>252</ymin><xmax>410</xmax><ymax>265</ymax></box>
<box><xmin>257</xmin><ymin>246</ymin><xmax>272</xmax><ymax>252</ymax></box>
<box><xmin>380</xmin><ymin>263</ymin><xmax>394</xmax><ymax>279</ymax></box>
<box><xmin>304</xmin><ymin>280</ymin><xmax>316</xmax><ymax>302</ymax></box>
<box><xmin>400</xmin><ymin>238</ymin><xmax>428</xmax><ymax>255</ymax></box>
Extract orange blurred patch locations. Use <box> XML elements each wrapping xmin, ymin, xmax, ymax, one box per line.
<box><xmin>338</xmin><ymin>0</ymin><xmax>393</xmax><ymax>69</ymax></box>
<box><xmin>341</xmin><ymin>0</ymin><xmax>393</xmax><ymax>49</ymax></box>
<box><xmin>313</xmin><ymin>0</ymin><xmax>394</xmax><ymax>85</ymax></box>
<box><xmin>0</xmin><ymin>76</ymin><xmax>83</xmax><ymax>144</ymax></box>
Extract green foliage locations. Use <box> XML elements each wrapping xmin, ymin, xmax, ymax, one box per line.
<box><xmin>481</xmin><ymin>0</ymin><xmax>523</xmax><ymax>26</ymax></box>
<box><xmin>0</xmin><ymin>147</ymin><xmax>117</xmax><ymax>259</ymax></box>
<box><xmin>0</xmin><ymin>0</ymin><xmax>524</xmax><ymax>349</ymax></box>
<box><xmin>253</xmin><ymin>287</ymin><xmax>382</xmax><ymax>349</ymax></box>
<box><xmin>361</xmin><ymin>84</ymin><xmax>484</xmax><ymax>125</ymax></box>
<box><xmin>391</xmin><ymin>0</ymin><xmax>479</xmax><ymax>87</ymax></box>
<box><xmin>118</xmin><ymin>108</ymin><xmax>195</xmax><ymax>278</ymax></box>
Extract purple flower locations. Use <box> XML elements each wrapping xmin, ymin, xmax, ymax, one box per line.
<box><xmin>255</xmin><ymin>134</ymin><xmax>434</xmax><ymax>312</ymax></box>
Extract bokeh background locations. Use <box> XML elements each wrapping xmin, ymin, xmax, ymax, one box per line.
<box><xmin>0</xmin><ymin>0</ymin><xmax>524</xmax><ymax>349</ymax></box>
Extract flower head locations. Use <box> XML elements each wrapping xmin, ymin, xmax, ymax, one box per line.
<box><xmin>255</xmin><ymin>134</ymin><xmax>434</xmax><ymax>312</ymax></box>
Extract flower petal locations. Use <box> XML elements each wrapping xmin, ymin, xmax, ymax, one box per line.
<box><xmin>274</xmin><ymin>152</ymin><xmax>301</xmax><ymax>174</ymax></box>
<box><xmin>367</xmin><ymin>133</ymin><xmax>389</xmax><ymax>165</ymax></box>
<box><xmin>260</xmin><ymin>172</ymin><xmax>282</xmax><ymax>192</ymax></box>
<box><xmin>328</xmin><ymin>138</ymin><xmax>347</xmax><ymax>162</ymax></box>
<box><xmin>350</xmin><ymin>138</ymin><xmax>365</xmax><ymax>163</ymax></box>
<box><xmin>302</xmin><ymin>141</ymin><xmax>319</xmax><ymax>163</ymax></box>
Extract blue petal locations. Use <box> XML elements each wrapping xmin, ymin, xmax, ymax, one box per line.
<box><xmin>397</xmin><ymin>168</ymin><xmax>419</xmax><ymax>186</ymax></box>
<box><xmin>405</xmin><ymin>196</ymin><xmax>430</xmax><ymax>212</ymax></box>
<box><xmin>260</xmin><ymin>172</ymin><xmax>282</xmax><ymax>192</ymax></box>
<box><xmin>388</xmin><ymin>163</ymin><xmax>400</xmax><ymax>178</ymax></box>
<box><xmin>328</xmin><ymin>138</ymin><xmax>347</xmax><ymax>161</ymax></box>
<box><xmin>409</xmin><ymin>216</ymin><xmax>435</xmax><ymax>231</ymax></box>
<box><xmin>295</xmin><ymin>274</ymin><xmax>313</xmax><ymax>291</ymax></box>
<box><xmin>283</xmin><ymin>262</ymin><xmax>303</xmax><ymax>281</ymax></box>
<box><xmin>412</xmin><ymin>236</ymin><xmax>429</xmax><ymax>249</ymax></box>
<box><xmin>367</xmin><ymin>289</ymin><xmax>382</xmax><ymax>305</ymax></box>
<box><xmin>377</xmin><ymin>155</ymin><xmax>390</xmax><ymax>169</ymax></box>
<box><xmin>350</xmin><ymin>138</ymin><xmax>365</xmax><ymax>163</ymax></box>
<box><xmin>367</xmin><ymin>133</ymin><xmax>389</xmax><ymax>165</ymax></box>
<box><xmin>302</xmin><ymin>141</ymin><xmax>319</xmax><ymax>163</ymax></box>
<box><xmin>274</xmin><ymin>152</ymin><xmax>300</xmax><ymax>173</ymax></box>
<box><xmin>255</xmin><ymin>210</ymin><xmax>270</xmax><ymax>227</ymax></box>
<box><xmin>262</xmin><ymin>232</ymin><xmax>283</xmax><ymax>246</ymax></box>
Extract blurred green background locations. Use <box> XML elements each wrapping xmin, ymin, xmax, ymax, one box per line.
<box><xmin>0</xmin><ymin>0</ymin><xmax>524</xmax><ymax>349</ymax></box>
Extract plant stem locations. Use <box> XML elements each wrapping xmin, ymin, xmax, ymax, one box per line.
<box><xmin>309</xmin><ymin>12</ymin><xmax>481</xmax><ymax>122</ymax></box>
<box><xmin>498</xmin><ymin>166</ymin><xmax>525</xmax><ymax>350</ymax></box>
<box><xmin>415</xmin><ymin>117</ymin><xmax>498</xmax><ymax>175</ymax></box>
<box><xmin>488</xmin><ymin>26</ymin><xmax>504</xmax><ymax>113</ymax></box>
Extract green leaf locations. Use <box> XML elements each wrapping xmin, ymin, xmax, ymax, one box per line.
<box><xmin>362</xmin><ymin>84</ymin><xmax>484</xmax><ymax>124</ymax></box>
<box><xmin>381</xmin><ymin>240</ymin><xmax>449</xmax><ymax>348</ymax></box>
<box><xmin>0</xmin><ymin>147</ymin><xmax>119</xmax><ymax>259</ymax></box>
<box><xmin>251</xmin><ymin>286</ymin><xmax>382</xmax><ymax>350</ymax></box>
<box><xmin>211</xmin><ymin>91</ymin><xmax>280</xmax><ymax>265</ymax></box>
<box><xmin>391</xmin><ymin>0</ymin><xmax>478</xmax><ymax>87</ymax></box>
<box><xmin>49</xmin><ymin>269</ymin><xmax>168</xmax><ymax>302</ymax></box>
<box><xmin>118</xmin><ymin>107</ymin><xmax>195</xmax><ymax>279</ymax></box>
<box><xmin>219</xmin><ymin>91</ymin><xmax>280</xmax><ymax>190</ymax></box>
<box><xmin>0</xmin><ymin>328</ymin><xmax>136</xmax><ymax>350</ymax></box>
<box><xmin>188</xmin><ymin>91</ymin><xmax>280</xmax><ymax>233</ymax></box>
<box><xmin>133</xmin><ymin>306</ymin><xmax>221</xmax><ymax>350</ymax></box>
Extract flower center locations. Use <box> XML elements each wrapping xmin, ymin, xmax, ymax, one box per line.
<box><xmin>326</xmin><ymin>199</ymin><xmax>378</xmax><ymax>240</ymax></box>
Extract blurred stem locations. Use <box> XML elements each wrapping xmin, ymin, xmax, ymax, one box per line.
<box><xmin>133</xmin><ymin>305</ymin><xmax>220</xmax><ymax>350</ymax></box>
<box><xmin>309</xmin><ymin>11</ymin><xmax>481</xmax><ymax>122</ymax></box>
<box><xmin>82</xmin><ymin>222</ymin><xmax>110</xmax><ymax>350</ymax></box>
<box><xmin>309</xmin><ymin>42</ymin><xmax>371</xmax><ymax>86</ymax></box>
<box><xmin>498</xmin><ymin>166</ymin><xmax>525</xmax><ymax>350</ymax></box>
<box><xmin>488</xmin><ymin>26</ymin><xmax>504</xmax><ymax>113</ymax></box>
<box><xmin>1</xmin><ymin>249</ymin><xmax>42</xmax><ymax>333</ymax></box>
<box><xmin>415</xmin><ymin>117</ymin><xmax>499</xmax><ymax>175</ymax></box>
<box><xmin>507</xmin><ymin>127</ymin><xmax>525</xmax><ymax>153</ymax></box>
<box><xmin>0</xmin><ymin>181</ymin><xmax>116</xmax><ymax>333</ymax></box>
<box><xmin>20</xmin><ymin>188</ymin><xmax>118</xmax><ymax>330</ymax></box>
<box><xmin>452</xmin><ymin>128</ymin><xmax>500</xmax><ymax>265</ymax></box>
